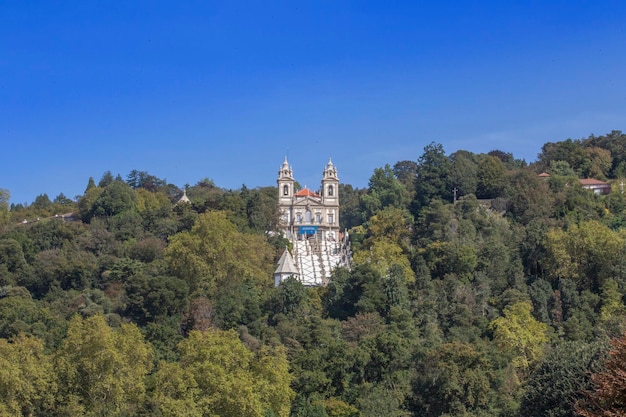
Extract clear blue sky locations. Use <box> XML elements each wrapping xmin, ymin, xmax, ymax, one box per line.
<box><xmin>2</xmin><ymin>1</ymin><xmax>626</xmax><ymax>204</ymax></box>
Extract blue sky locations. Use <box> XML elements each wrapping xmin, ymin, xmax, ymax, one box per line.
<box><xmin>2</xmin><ymin>1</ymin><xmax>625</xmax><ymax>204</ymax></box>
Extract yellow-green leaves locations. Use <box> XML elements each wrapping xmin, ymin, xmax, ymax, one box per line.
<box><xmin>544</xmin><ymin>220</ymin><xmax>626</xmax><ymax>290</ymax></box>
<box><xmin>252</xmin><ymin>345</ymin><xmax>294</xmax><ymax>417</ymax></box>
<box><xmin>150</xmin><ymin>361</ymin><xmax>202</xmax><ymax>417</ymax></box>
<box><xmin>165</xmin><ymin>211</ymin><xmax>274</xmax><ymax>294</ymax></box>
<box><xmin>352</xmin><ymin>240</ymin><xmax>414</xmax><ymax>283</ymax></box>
<box><xmin>600</xmin><ymin>278</ymin><xmax>626</xmax><ymax>322</ymax></box>
<box><xmin>135</xmin><ymin>188</ymin><xmax>171</xmax><ymax>215</ymax></box>
<box><xmin>152</xmin><ymin>329</ymin><xmax>294</xmax><ymax>417</ymax></box>
<box><xmin>490</xmin><ymin>302</ymin><xmax>549</xmax><ymax>372</ymax></box>
<box><xmin>0</xmin><ymin>316</ymin><xmax>294</xmax><ymax>417</ymax></box>
<box><xmin>54</xmin><ymin>315</ymin><xmax>154</xmax><ymax>417</ymax></box>
<box><xmin>0</xmin><ymin>334</ymin><xmax>55</xmax><ymax>417</ymax></box>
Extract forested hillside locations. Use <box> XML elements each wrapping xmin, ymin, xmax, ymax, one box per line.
<box><xmin>3</xmin><ymin>131</ymin><xmax>626</xmax><ymax>416</ymax></box>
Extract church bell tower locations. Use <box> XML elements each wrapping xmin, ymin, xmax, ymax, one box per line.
<box><xmin>321</xmin><ymin>158</ymin><xmax>339</xmax><ymax>204</ymax></box>
<box><xmin>321</xmin><ymin>158</ymin><xmax>339</xmax><ymax>231</ymax></box>
<box><xmin>277</xmin><ymin>157</ymin><xmax>294</xmax><ymax>228</ymax></box>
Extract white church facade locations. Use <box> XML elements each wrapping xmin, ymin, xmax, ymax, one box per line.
<box><xmin>274</xmin><ymin>158</ymin><xmax>351</xmax><ymax>286</ymax></box>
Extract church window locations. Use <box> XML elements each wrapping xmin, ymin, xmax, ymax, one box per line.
<box><xmin>316</xmin><ymin>213</ymin><xmax>321</xmax><ymax>223</ymax></box>
<box><xmin>296</xmin><ymin>213</ymin><xmax>302</xmax><ymax>223</ymax></box>
<box><xmin>328</xmin><ymin>185</ymin><xmax>334</xmax><ymax>196</ymax></box>
<box><xmin>283</xmin><ymin>184</ymin><xmax>289</xmax><ymax>196</ymax></box>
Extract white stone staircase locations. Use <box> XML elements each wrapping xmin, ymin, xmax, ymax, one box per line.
<box><xmin>291</xmin><ymin>233</ymin><xmax>351</xmax><ymax>286</ymax></box>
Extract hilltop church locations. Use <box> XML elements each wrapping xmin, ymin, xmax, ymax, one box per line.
<box><xmin>274</xmin><ymin>158</ymin><xmax>351</xmax><ymax>286</ymax></box>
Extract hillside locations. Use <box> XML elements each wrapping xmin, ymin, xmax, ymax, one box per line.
<box><xmin>2</xmin><ymin>131</ymin><xmax>626</xmax><ymax>416</ymax></box>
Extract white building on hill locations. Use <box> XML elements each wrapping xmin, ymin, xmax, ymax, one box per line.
<box><xmin>274</xmin><ymin>157</ymin><xmax>351</xmax><ymax>286</ymax></box>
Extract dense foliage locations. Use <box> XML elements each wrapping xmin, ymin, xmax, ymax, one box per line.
<box><xmin>3</xmin><ymin>131</ymin><xmax>626</xmax><ymax>416</ymax></box>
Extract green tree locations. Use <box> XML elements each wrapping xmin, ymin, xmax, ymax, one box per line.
<box><xmin>339</xmin><ymin>184</ymin><xmax>366</xmax><ymax>230</ymax></box>
<box><xmin>490</xmin><ymin>301</ymin><xmax>549</xmax><ymax>373</ymax></box>
<box><xmin>550</xmin><ymin>160</ymin><xmax>577</xmax><ymax>177</ymax></box>
<box><xmin>78</xmin><ymin>186</ymin><xmax>103</xmax><ymax>222</ymax></box>
<box><xmin>97</xmin><ymin>171</ymin><xmax>115</xmax><ymax>188</ymax></box>
<box><xmin>0</xmin><ymin>291</ymin><xmax>62</xmax><ymax>343</ymax></box>
<box><xmin>214</xmin><ymin>278</ymin><xmax>262</xmax><ymax>331</ymax></box>
<box><xmin>271</xmin><ymin>276</ymin><xmax>307</xmax><ymax>316</ymax></box>
<box><xmin>54</xmin><ymin>314</ymin><xmax>154</xmax><ymax>417</ymax></box>
<box><xmin>506</xmin><ymin>169</ymin><xmax>555</xmax><ymax>224</ymax></box>
<box><xmin>322</xmin><ymin>398</ymin><xmax>359</xmax><ymax>417</ymax></box>
<box><xmin>147</xmin><ymin>360</ymin><xmax>201</xmax><ymax>417</ymax></box>
<box><xmin>360</xmin><ymin>165</ymin><xmax>410</xmax><ymax>219</ymax></box>
<box><xmin>448</xmin><ymin>150</ymin><xmax>479</xmax><ymax>198</ymax></box>
<box><xmin>580</xmin><ymin>146</ymin><xmax>612</xmax><ymax>180</ymax></box>
<box><xmin>364</xmin><ymin>206</ymin><xmax>413</xmax><ymax>250</ymax></box>
<box><xmin>476</xmin><ymin>154</ymin><xmax>507</xmax><ymax>199</ymax></box>
<box><xmin>32</xmin><ymin>194</ymin><xmax>52</xmax><ymax>210</ymax></box>
<box><xmin>164</xmin><ymin>211</ymin><xmax>274</xmax><ymax>294</ymax></box>
<box><xmin>575</xmin><ymin>333</ymin><xmax>626</xmax><ymax>417</ymax></box>
<box><xmin>599</xmin><ymin>278</ymin><xmax>625</xmax><ymax>322</ymax></box>
<box><xmin>0</xmin><ymin>188</ymin><xmax>9</xmax><ymax>227</ymax></box>
<box><xmin>135</xmin><ymin>188</ymin><xmax>171</xmax><ymax>216</ymax></box>
<box><xmin>126</xmin><ymin>170</ymin><xmax>167</xmax><ymax>191</ymax></box>
<box><xmin>0</xmin><ymin>238</ymin><xmax>30</xmax><ymax>285</ymax></box>
<box><xmin>543</xmin><ymin>220</ymin><xmax>625</xmax><ymax>291</ymax></box>
<box><xmin>0</xmin><ymin>334</ymin><xmax>56</xmax><ymax>416</ymax></box>
<box><xmin>538</xmin><ymin>138</ymin><xmax>586</xmax><ymax>174</ymax></box>
<box><xmin>414</xmin><ymin>199</ymin><xmax>455</xmax><ymax>245</ymax></box>
<box><xmin>53</xmin><ymin>192</ymin><xmax>73</xmax><ymax>205</ymax></box>
<box><xmin>84</xmin><ymin>177</ymin><xmax>96</xmax><ymax>193</ymax></box>
<box><xmin>220</xmin><ymin>188</ymin><xmax>249</xmax><ymax>232</ymax></box>
<box><xmin>489</xmin><ymin>149</ymin><xmax>525</xmax><ymax>169</ymax></box>
<box><xmin>245</xmin><ymin>187</ymin><xmax>280</xmax><ymax>234</ymax></box>
<box><xmin>290</xmin><ymin>397</ymin><xmax>328</xmax><ymax>417</ymax></box>
<box><xmin>352</xmin><ymin>239</ymin><xmax>414</xmax><ymax>284</ymax></box>
<box><xmin>519</xmin><ymin>341</ymin><xmax>603</xmax><ymax>417</ymax></box>
<box><xmin>529</xmin><ymin>278</ymin><xmax>554</xmax><ymax>324</ymax></box>
<box><xmin>357</xmin><ymin>383</ymin><xmax>410</xmax><ymax>417</ymax></box>
<box><xmin>186</xmin><ymin>178</ymin><xmax>226</xmax><ymax>212</ymax></box>
<box><xmin>152</xmin><ymin>329</ymin><xmax>294</xmax><ymax>417</ymax></box>
<box><xmin>583</xmin><ymin>130</ymin><xmax>626</xmax><ymax>177</ymax></box>
<box><xmin>90</xmin><ymin>180</ymin><xmax>137</xmax><ymax>219</ymax></box>
<box><xmin>410</xmin><ymin>341</ymin><xmax>495</xmax><ymax>417</ymax></box>
<box><xmin>392</xmin><ymin>160</ymin><xmax>418</xmax><ymax>195</ymax></box>
<box><xmin>124</xmin><ymin>273</ymin><xmax>189</xmax><ymax>325</ymax></box>
<box><xmin>412</xmin><ymin>142</ymin><xmax>452</xmax><ymax>213</ymax></box>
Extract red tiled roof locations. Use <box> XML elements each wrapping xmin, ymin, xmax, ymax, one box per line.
<box><xmin>579</xmin><ymin>178</ymin><xmax>609</xmax><ymax>186</ymax></box>
<box><xmin>295</xmin><ymin>188</ymin><xmax>320</xmax><ymax>197</ymax></box>
<box><xmin>538</xmin><ymin>172</ymin><xmax>551</xmax><ymax>177</ymax></box>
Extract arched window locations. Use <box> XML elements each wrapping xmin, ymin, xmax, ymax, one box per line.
<box><xmin>328</xmin><ymin>185</ymin><xmax>334</xmax><ymax>196</ymax></box>
<box><xmin>283</xmin><ymin>184</ymin><xmax>289</xmax><ymax>196</ymax></box>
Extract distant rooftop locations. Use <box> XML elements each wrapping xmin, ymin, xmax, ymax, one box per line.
<box><xmin>579</xmin><ymin>178</ymin><xmax>609</xmax><ymax>186</ymax></box>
